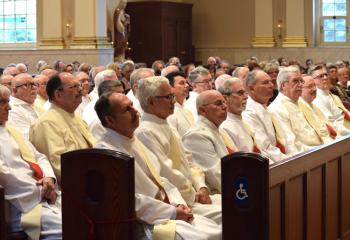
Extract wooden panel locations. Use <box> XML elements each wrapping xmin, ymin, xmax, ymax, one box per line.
<box><xmin>341</xmin><ymin>153</ymin><xmax>350</xmax><ymax>237</ymax></box>
<box><xmin>326</xmin><ymin>159</ymin><xmax>339</xmax><ymax>240</ymax></box>
<box><xmin>307</xmin><ymin>166</ymin><xmax>324</xmax><ymax>240</ymax></box>
<box><xmin>0</xmin><ymin>186</ymin><xmax>5</xmax><ymax>240</ymax></box>
<box><xmin>270</xmin><ymin>185</ymin><xmax>283</xmax><ymax>240</ymax></box>
<box><xmin>285</xmin><ymin>175</ymin><xmax>305</xmax><ymax>240</ymax></box>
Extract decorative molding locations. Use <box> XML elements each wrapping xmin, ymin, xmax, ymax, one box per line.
<box><xmin>70</xmin><ymin>36</ymin><xmax>113</xmax><ymax>49</ymax></box>
<box><xmin>282</xmin><ymin>36</ymin><xmax>308</xmax><ymax>48</ymax></box>
<box><xmin>251</xmin><ymin>37</ymin><xmax>276</xmax><ymax>48</ymax></box>
<box><xmin>38</xmin><ymin>37</ymin><xmax>65</xmax><ymax>49</ymax></box>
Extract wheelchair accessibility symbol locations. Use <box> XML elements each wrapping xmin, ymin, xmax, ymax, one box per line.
<box><xmin>234</xmin><ymin>177</ymin><xmax>249</xmax><ymax>208</ymax></box>
<box><xmin>236</xmin><ymin>183</ymin><xmax>248</xmax><ymax>200</ymax></box>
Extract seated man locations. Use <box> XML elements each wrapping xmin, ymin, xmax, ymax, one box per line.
<box><xmin>242</xmin><ymin>70</ymin><xmax>288</xmax><ymax>162</ymax></box>
<box><xmin>127</xmin><ymin>68</ymin><xmax>155</xmax><ymax>117</ymax></box>
<box><xmin>89</xmin><ymin>80</ymin><xmax>124</xmax><ymax>139</ymax></box>
<box><xmin>166</xmin><ymin>71</ymin><xmax>195</xmax><ymax>137</ymax></box>
<box><xmin>298</xmin><ymin>75</ymin><xmax>337</xmax><ymax>140</ymax></box>
<box><xmin>33</xmin><ymin>74</ymin><xmax>50</xmax><ymax>111</ymax></box>
<box><xmin>30</xmin><ymin>73</ymin><xmax>96</xmax><ymax>184</ymax></box>
<box><xmin>136</xmin><ymin>77</ymin><xmax>222</xmax><ymax>223</ymax></box>
<box><xmin>0</xmin><ymin>85</ymin><xmax>61</xmax><ymax>239</ymax></box>
<box><xmin>183</xmin><ymin>90</ymin><xmax>235</xmax><ymax>193</ymax></box>
<box><xmin>218</xmin><ymin>77</ymin><xmax>259</xmax><ymax>152</ymax></box>
<box><xmin>75</xmin><ymin>71</ymin><xmax>92</xmax><ymax>116</ymax></box>
<box><xmin>95</xmin><ymin>92</ymin><xmax>221</xmax><ymax>240</ymax></box>
<box><xmin>9</xmin><ymin>73</ymin><xmax>43</xmax><ymax>139</ymax></box>
<box><xmin>268</xmin><ymin>66</ymin><xmax>324</xmax><ymax>152</ymax></box>
<box><xmin>311</xmin><ymin>65</ymin><xmax>350</xmax><ymax>135</ymax></box>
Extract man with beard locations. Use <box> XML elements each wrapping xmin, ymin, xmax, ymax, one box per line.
<box><xmin>269</xmin><ymin>66</ymin><xmax>322</xmax><ymax>154</ymax></box>
<box><xmin>183</xmin><ymin>90</ymin><xmax>232</xmax><ymax>194</ymax></box>
<box><xmin>30</xmin><ymin>73</ymin><xmax>96</xmax><ymax>184</ymax></box>
<box><xmin>219</xmin><ymin>77</ymin><xmax>259</xmax><ymax>152</ymax></box>
<box><xmin>8</xmin><ymin>73</ymin><xmax>42</xmax><ymax>139</ymax></box>
<box><xmin>298</xmin><ymin>75</ymin><xmax>335</xmax><ymax>142</ymax></box>
<box><xmin>166</xmin><ymin>71</ymin><xmax>194</xmax><ymax>137</ymax></box>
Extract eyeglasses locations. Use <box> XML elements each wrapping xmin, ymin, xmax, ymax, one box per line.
<box><xmin>154</xmin><ymin>93</ymin><xmax>176</xmax><ymax>101</ymax></box>
<box><xmin>58</xmin><ymin>83</ymin><xmax>82</xmax><ymax>91</ymax></box>
<box><xmin>314</xmin><ymin>73</ymin><xmax>328</xmax><ymax>79</ymax></box>
<box><xmin>291</xmin><ymin>78</ymin><xmax>305</xmax><ymax>85</ymax></box>
<box><xmin>230</xmin><ymin>90</ymin><xmax>247</xmax><ymax>97</ymax></box>
<box><xmin>15</xmin><ymin>82</ymin><xmax>37</xmax><ymax>89</ymax></box>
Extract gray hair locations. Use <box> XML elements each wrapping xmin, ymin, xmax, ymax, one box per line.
<box><xmin>217</xmin><ymin>77</ymin><xmax>242</xmax><ymax>96</ymax></box>
<box><xmin>130</xmin><ymin>68</ymin><xmax>154</xmax><ymax>89</ymax></box>
<box><xmin>94</xmin><ymin>69</ymin><xmax>116</xmax><ymax>89</ymax></box>
<box><xmin>188</xmin><ymin>66</ymin><xmax>210</xmax><ymax>84</ymax></box>
<box><xmin>214</xmin><ymin>74</ymin><xmax>232</xmax><ymax>90</ymax></box>
<box><xmin>263</xmin><ymin>62</ymin><xmax>279</xmax><ymax>73</ymax></box>
<box><xmin>245</xmin><ymin>70</ymin><xmax>259</xmax><ymax>93</ymax></box>
<box><xmin>138</xmin><ymin>76</ymin><xmax>169</xmax><ymax>110</ymax></box>
<box><xmin>0</xmin><ymin>84</ymin><xmax>11</xmax><ymax>98</ymax></box>
<box><xmin>161</xmin><ymin>65</ymin><xmax>179</xmax><ymax>77</ymax></box>
<box><xmin>276</xmin><ymin>65</ymin><xmax>300</xmax><ymax>91</ymax></box>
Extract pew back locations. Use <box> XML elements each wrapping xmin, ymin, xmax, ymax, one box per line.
<box><xmin>61</xmin><ymin>149</ymin><xmax>135</xmax><ymax>240</ymax></box>
<box><xmin>0</xmin><ymin>185</ymin><xmax>5</xmax><ymax>240</ymax></box>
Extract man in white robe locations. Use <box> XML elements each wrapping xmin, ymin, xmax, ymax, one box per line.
<box><xmin>126</xmin><ymin>68</ymin><xmax>155</xmax><ymax>117</ymax></box>
<box><xmin>94</xmin><ymin>92</ymin><xmax>221</xmax><ymax>240</ymax></box>
<box><xmin>33</xmin><ymin>74</ymin><xmax>49</xmax><ymax>111</ymax></box>
<box><xmin>183</xmin><ymin>90</ymin><xmax>234</xmax><ymax>193</ymax></box>
<box><xmin>0</xmin><ymin>84</ymin><xmax>62</xmax><ymax>239</ymax></box>
<box><xmin>218</xmin><ymin>77</ymin><xmax>258</xmax><ymax>152</ymax></box>
<box><xmin>268</xmin><ymin>66</ymin><xmax>323</xmax><ymax>153</ymax></box>
<box><xmin>298</xmin><ymin>75</ymin><xmax>337</xmax><ymax>140</ymax></box>
<box><xmin>242</xmin><ymin>70</ymin><xmax>288</xmax><ymax>162</ymax></box>
<box><xmin>83</xmin><ymin>69</ymin><xmax>118</xmax><ymax>125</ymax></box>
<box><xmin>88</xmin><ymin>80</ymin><xmax>124</xmax><ymax>140</ymax></box>
<box><xmin>311</xmin><ymin>65</ymin><xmax>350</xmax><ymax>135</ymax></box>
<box><xmin>166</xmin><ymin>71</ymin><xmax>195</xmax><ymax>137</ymax></box>
<box><xmin>9</xmin><ymin>73</ymin><xmax>43</xmax><ymax>139</ymax></box>
<box><xmin>136</xmin><ymin>77</ymin><xmax>222</xmax><ymax>223</ymax></box>
<box><xmin>75</xmin><ymin>71</ymin><xmax>92</xmax><ymax>116</ymax></box>
<box><xmin>185</xmin><ymin>66</ymin><xmax>212</xmax><ymax>121</ymax></box>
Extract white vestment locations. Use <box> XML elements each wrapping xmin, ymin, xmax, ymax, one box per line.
<box><xmin>75</xmin><ymin>95</ymin><xmax>91</xmax><ymax>116</ymax></box>
<box><xmin>136</xmin><ymin>113</ymin><xmax>222</xmax><ymax>223</ymax></box>
<box><xmin>0</xmin><ymin>124</ymin><xmax>61</xmax><ymax>239</ymax></box>
<box><xmin>184</xmin><ymin>91</ymin><xmax>199</xmax><ymax>122</ymax></box>
<box><xmin>34</xmin><ymin>95</ymin><xmax>47</xmax><ymax>111</ymax></box>
<box><xmin>96</xmin><ymin>129</ymin><xmax>221</xmax><ymax>240</ymax></box>
<box><xmin>9</xmin><ymin>97</ymin><xmax>40</xmax><ymax>139</ymax></box>
<box><xmin>220</xmin><ymin>112</ymin><xmax>254</xmax><ymax>152</ymax></box>
<box><xmin>182</xmin><ymin>116</ymin><xmax>228</xmax><ymax>193</ymax></box>
<box><xmin>313</xmin><ymin>88</ymin><xmax>350</xmax><ymax>135</ymax></box>
<box><xmin>242</xmin><ymin>97</ymin><xmax>287</xmax><ymax>162</ymax></box>
<box><xmin>268</xmin><ymin>93</ymin><xmax>321</xmax><ymax>153</ymax></box>
<box><xmin>82</xmin><ymin>95</ymin><xmax>98</xmax><ymax>126</ymax></box>
<box><xmin>167</xmin><ymin>102</ymin><xmax>195</xmax><ymax>137</ymax></box>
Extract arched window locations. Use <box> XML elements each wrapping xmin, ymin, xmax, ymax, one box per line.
<box><xmin>0</xmin><ymin>0</ymin><xmax>36</xmax><ymax>44</ymax></box>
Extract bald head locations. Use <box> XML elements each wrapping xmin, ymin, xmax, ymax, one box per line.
<box><xmin>34</xmin><ymin>74</ymin><xmax>49</xmax><ymax>100</ymax></box>
<box><xmin>0</xmin><ymin>74</ymin><xmax>13</xmax><ymax>90</ymax></box>
<box><xmin>197</xmin><ymin>90</ymin><xmax>227</xmax><ymax>127</ymax></box>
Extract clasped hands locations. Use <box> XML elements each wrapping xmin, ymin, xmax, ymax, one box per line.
<box><xmin>37</xmin><ymin>177</ymin><xmax>57</xmax><ymax>204</ymax></box>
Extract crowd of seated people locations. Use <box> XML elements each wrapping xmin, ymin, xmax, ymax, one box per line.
<box><xmin>1</xmin><ymin>55</ymin><xmax>350</xmax><ymax>239</ymax></box>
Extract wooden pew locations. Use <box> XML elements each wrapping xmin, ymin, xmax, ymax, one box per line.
<box><xmin>0</xmin><ymin>185</ymin><xmax>5</xmax><ymax>240</ymax></box>
<box><xmin>61</xmin><ymin>149</ymin><xmax>135</xmax><ymax>240</ymax></box>
<box><xmin>222</xmin><ymin>135</ymin><xmax>350</xmax><ymax>240</ymax></box>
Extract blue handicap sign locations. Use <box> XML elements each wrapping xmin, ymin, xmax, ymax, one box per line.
<box><xmin>234</xmin><ymin>177</ymin><xmax>249</xmax><ymax>208</ymax></box>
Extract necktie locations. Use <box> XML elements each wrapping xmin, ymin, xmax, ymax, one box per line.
<box><xmin>6</xmin><ymin>124</ymin><xmax>43</xmax><ymax>180</ymax></box>
<box><xmin>133</xmin><ymin>138</ymin><xmax>170</xmax><ymax>204</ymax></box>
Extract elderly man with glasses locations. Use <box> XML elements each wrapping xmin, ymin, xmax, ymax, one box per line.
<box><xmin>135</xmin><ymin>76</ymin><xmax>223</xmax><ymax>228</ymax></box>
<box><xmin>311</xmin><ymin>65</ymin><xmax>350</xmax><ymax>135</ymax></box>
<box><xmin>8</xmin><ymin>73</ymin><xmax>43</xmax><ymax>139</ymax></box>
<box><xmin>29</xmin><ymin>73</ymin><xmax>96</xmax><ymax>185</ymax></box>
<box><xmin>268</xmin><ymin>66</ymin><xmax>324</xmax><ymax>155</ymax></box>
<box><xmin>183</xmin><ymin>90</ymin><xmax>234</xmax><ymax>194</ymax></box>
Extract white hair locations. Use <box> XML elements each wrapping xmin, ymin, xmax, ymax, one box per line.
<box><xmin>94</xmin><ymin>69</ymin><xmax>116</xmax><ymax>89</ymax></box>
<box><xmin>161</xmin><ymin>65</ymin><xmax>179</xmax><ymax>77</ymax></box>
<box><xmin>276</xmin><ymin>65</ymin><xmax>300</xmax><ymax>91</ymax></box>
<box><xmin>217</xmin><ymin>77</ymin><xmax>242</xmax><ymax>95</ymax></box>
<box><xmin>138</xmin><ymin>76</ymin><xmax>169</xmax><ymax>110</ymax></box>
<box><xmin>214</xmin><ymin>74</ymin><xmax>231</xmax><ymax>90</ymax></box>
